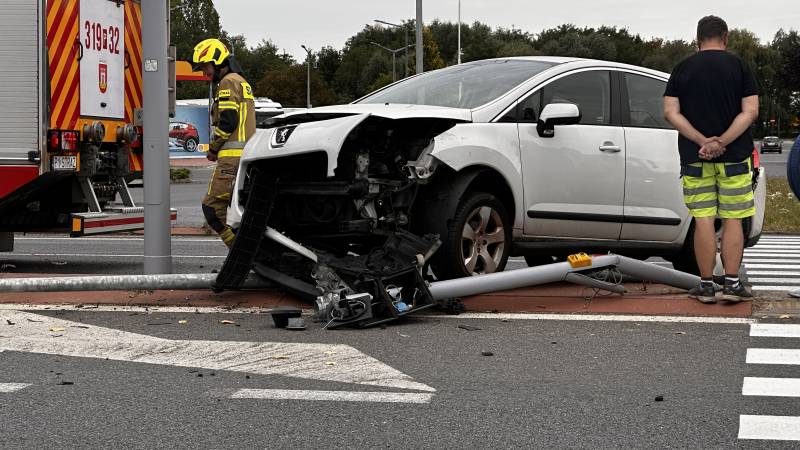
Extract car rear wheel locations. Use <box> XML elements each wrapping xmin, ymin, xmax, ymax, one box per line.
<box><xmin>183</xmin><ymin>137</ymin><xmax>198</xmax><ymax>152</ymax></box>
<box><xmin>431</xmin><ymin>191</ymin><xmax>511</xmax><ymax>279</ymax></box>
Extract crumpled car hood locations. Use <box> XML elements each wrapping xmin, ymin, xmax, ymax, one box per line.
<box><xmin>242</xmin><ymin>104</ymin><xmax>471</xmax><ymax>177</ymax></box>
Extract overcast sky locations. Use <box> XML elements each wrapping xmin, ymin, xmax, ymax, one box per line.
<box><xmin>214</xmin><ymin>1</ymin><xmax>799</xmax><ymax>62</ymax></box>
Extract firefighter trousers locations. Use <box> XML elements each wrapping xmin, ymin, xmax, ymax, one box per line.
<box><xmin>202</xmin><ymin>156</ymin><xmax>240</xmax><ymax>247</ymax></box>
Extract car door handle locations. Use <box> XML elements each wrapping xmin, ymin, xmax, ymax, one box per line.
<box><xmin>599</xmin><ymin>142</ymin><xmax>621</xmax><ymax>153</ymax></box>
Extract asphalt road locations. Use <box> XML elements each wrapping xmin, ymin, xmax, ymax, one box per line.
<box><xmin>0</xmin><ymin>235</ymin><xmax>227</xmax><ymax>275</ymax></box>
<box><xmin>1</xmin><ymin>309</ymin><xmax>798</xmax><ymax>448</ymax></box>
<box><xmin>756</xmin><ymin>139</ymin><xmax>793</xmax><ymax>178</ymax></box>
<box><xmin>130</xmin><ymin>167</ymin><xmax>212</xmax><ymax>227</ymax></box>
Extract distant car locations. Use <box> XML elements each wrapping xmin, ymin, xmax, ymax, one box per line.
<box><xmin>254</xmin><ymin>97</ymin><xmax>284</xmax><ymax>124</ymax></box>
<box><xmin>169</xmin><ymin>122</ymin><xmax>199</xmax><ymax>152</ymax></box>
<box><xmin>760</xmin><ymin>136</ymin><xmax>782</xmax><ymax>154</ymax></box>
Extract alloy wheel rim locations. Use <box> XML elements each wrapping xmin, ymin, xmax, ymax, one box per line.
<box><xmin>461</xmin><ymin>205</ymin><xmax>505</xmax><ymax>275</ymax></box>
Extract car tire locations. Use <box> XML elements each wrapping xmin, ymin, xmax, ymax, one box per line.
<box><xmin>669</xmin><ymin>224</ymin><xmax>700</xmax><ymax>275</ymax></box>
<box><xmin>183</xmin><ymin>137</ymin><xmax>198</xmax><ymax>152</ymax></box>
<box><xmin>524</xmin><ymin>255</ymin><xmax>558</xmax><ymax>267</ymax></box>
<box><xmin>431</xmin><ymin>191</ymin><xmax>511</xmax><ymax>279</ymax></box>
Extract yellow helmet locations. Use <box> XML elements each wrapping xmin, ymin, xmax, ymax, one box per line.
<box><xmin>192</xmin><ymin>38</ymin><xmax>230</xmax><ymax>71</ymax></box>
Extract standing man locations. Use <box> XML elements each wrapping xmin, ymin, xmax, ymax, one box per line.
<box><xmin>192</xmin><ymin>39</ymin><xmax>256</xmax><ymax>247</ymax></box>
<box><xmin>664</xmin><ymin>15</ymin><xmax>760</xmax><ymax>303</ymax></box>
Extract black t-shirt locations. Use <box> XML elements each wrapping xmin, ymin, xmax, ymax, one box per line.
<box><xmin>664</xmin><ymin>50</ymin><xmax>759</xmax><ymax>165</ymax></box>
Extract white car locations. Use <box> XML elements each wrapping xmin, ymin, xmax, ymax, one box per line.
<box><xmin>228</xmin><ymin>57</ymin><xmax>766</xmax><ymax>280</ymax></box>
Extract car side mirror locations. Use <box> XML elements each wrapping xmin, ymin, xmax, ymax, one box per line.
<box><xmin>537</xmin><ymin>103</ymin><xmax>581</xmax><ymax>138</ymax></box>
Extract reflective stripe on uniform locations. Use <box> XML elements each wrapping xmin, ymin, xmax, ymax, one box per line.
<box><xmin>239</xmin><ymin>101</ymin><xmax>247</xmax><ymax>141</ymax></box>
<box><xmin>218</xmin><ymin>149</ymin><xmax>243</xmax><ymax>158</ymax></box>
<box><xmin>218</xmin><ymin>101</ymin><xmax>238</xmax><ymax>111</ymax></box>
<box><xmin>685</xmin><ymin>199</ymin><xmax>718</xmax><ymax>210</ymax></box>
<box><xmin>683</xmin><ymin>185</ymin><xmax>717</xmax><ymax>196</ymax></box>
<box><xmin>214</xmin><ymin>127</ymin><xmax>231</xmax><ymax>139</ymax></box>
<box><xmin>719</xmin><ymin>200</ymin><xmax>755</xmax><ymax>211</ymax></box>
<box><xmin>719</xmin><ymin>185</ymin><xmax>753</xmax><ymax>196</ymax></box>
<box><xmin>221</xmin><ymin>141</ymin><xmax>245</xmax><ymax>150</ymax></box>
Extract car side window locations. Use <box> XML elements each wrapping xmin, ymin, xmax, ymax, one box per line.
<box><xmin>624</xmin><ymin>73</ymin><xmax>671</xmax><ymax>129</ymax></box>
<box><xmin>499</xmin><ymin>90</ymin><xmax>541</xmax><ymax>123</ymax></box>
<box><xmin>541</xmin><ymin>71</ymin><xmax>610</xmax><ymax>126</ymax></box>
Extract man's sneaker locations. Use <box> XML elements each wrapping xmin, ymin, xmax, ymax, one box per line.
<box><xmin>688</xmin><ymin>285</ymin><xmax>716</xmax><ymax>304</ymax></box>
<box><xmin>721</xmin><ymin>283</ymin><xmax>753</xmax><ymax>302</ymax></box>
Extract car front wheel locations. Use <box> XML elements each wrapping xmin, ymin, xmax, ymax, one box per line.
<box><xmin>183</xmin><ymin>137</ymin><xmax>198</xmax><ymax>152</ymax></box>
<box><xmin>432</xmin><ymin>191</ymin><xmax>511</xmax><ymax>279</ymax></box>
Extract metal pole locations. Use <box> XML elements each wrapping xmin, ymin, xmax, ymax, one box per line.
<box><xmin>405</xmin><ymin>27</ymin><xmax>409</xmax><ymax>77</ymax></box>
<box><xmin>457</xmin><ymin>0</ymin><xmax>461</xmax><ymax>64</ymax></box>
<box><xmin>141</xmin><ymin>0</ymin><xmax>172</xmax><ymax>274</ymax></box>
<box><xmin>0</xmin><ymin>273</ymin><xmax>272</xmax><ymax>292</ymax></box>
<box><xmin>301</xmin><ymin>45</ymin><xmax>311</xmax><ymax>108</ymax></box>
<box><xmin>416</xmin><ymin>0</ymin><xmax>423</xmax><ymax>74</ymax></box>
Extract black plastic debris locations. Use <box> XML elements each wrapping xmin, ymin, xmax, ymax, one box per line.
<box><xmin>268</xmin><ymin>307</ymin><xmax>302</xmax><ymax>328</ymax></box>
<box><xmin>655</xmin><ymin>395</ymin><xmax>664</xmax><ymax>402</ymax></box>
<box><xmin>481</xmin><ymin>351</ymin><xmax>494</xmax><ymax>357</ymax></box>
<box><xmin>458</xmin><ymin>324</ymin><xmax>481</xmax><ymax>331</ymax></box>
<box><xmin>286</xmin><ymin>317</ymin><xmax>307</xmax><ymax>330</ymax></box>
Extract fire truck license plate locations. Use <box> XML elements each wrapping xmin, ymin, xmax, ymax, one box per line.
<box><xmin>52</xmin><ymin>155</ymin><xmax>77</xmax><ymax>171</ymax></box>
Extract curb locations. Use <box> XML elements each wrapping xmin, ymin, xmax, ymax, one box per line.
<box><xmin>0</xmin><ymin>280</ymin><xmax>755</xmax><ymax>318</ymax></box>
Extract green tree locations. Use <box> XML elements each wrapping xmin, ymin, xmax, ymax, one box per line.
<box><xmin>169</xmin><ymin>0</ymin><xmax>222</xmax><ymax>99</ymax></box>
<box><xmin>256</xmin><ymin>65</ymin><xmax>338</xmax><ymax>108</ymax></box>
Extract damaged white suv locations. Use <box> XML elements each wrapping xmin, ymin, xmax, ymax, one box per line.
<box><xmin>225</xmin><ymin>57</ymin><xmax>765</xmax><ymax>283</ymax></box>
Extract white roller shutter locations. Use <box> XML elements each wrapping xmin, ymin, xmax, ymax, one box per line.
<box><xmin>0</xmin><ymin>0</ymin><xmax>41</xmax><ymax>164</ymax></box>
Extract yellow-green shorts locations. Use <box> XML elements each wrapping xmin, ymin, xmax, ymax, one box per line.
<box><xmin>681</xmin><ymin>158</ymin><xmax>755</xmax><ymax>219</ymax></box>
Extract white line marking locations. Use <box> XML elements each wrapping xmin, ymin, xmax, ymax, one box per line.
<box><xmin>744</xmin><ymin>252</ymin><xmax>800</xmax><ymax>257</ymax></box>
<box><xmin>747</xmin><ymin>245</ymin><xmax>800</xmax><ymax>250</ymax></box>
<box><xmin>7</xmin><ymin>253</ymin><xmax>226</xmax><ymax>259</ymax></box>
<box><xmin>751</xmin><ymin>324</ymin><xmax>800</xmax><ymax>338</ymax></box>
<box><xmin>0</xmin><ymin>305</ymin><xmax>757</xmax><ymax>324</ymax></box>
<box><xmin>747</xmin><ymin>278</ymin><xmax>800</xmax><ymax>284</ymax></box>
<box><xmin>743</xmin><ymin>259</ymin><xmax>800</xmax><ymax>264</ymax></box>
<box><xmin>433</xmin><ymin>313</ymin><xmax>755</xmax><ymax>324</ymax></box>
<box><xmin>752</xmin><ymin>285</ymin><xmax>800</xmax><ymax>291</ymax></box>
<box><xmin>230</xmin><ymin>389</ymin><xmax>433</xmax><ymax>404</ymax></box>
<box><xmin>742</xmin><ymin>377</ymin><xmax>800</xmax><ymax>397</ymax></box>
<box><xmin>746</xmin><ymin>348</ymin><xmax>800</xmax><ymax>365</ymax></box>
<box><xmin>0</xmin><ymin>383</ymin><xmax>31</xmax><ymax>393</ymax></box>
<box><xmin>739</xmin><ymin>415</ymin><xmax>800</xmax><ymax>441</ymax></box>
<box><xmin>745</xmin><ymin>264</ymin><xmax>800</xmax><ymax>270</ymax></box>
<box><xmin>15</xmin><ymin>237</ymin><xmax>219</xmax><ymax>243</ymax></box>
<box><xmin>746</xmin><ymin>271</ymin><xmax>800</xmax><ymax>276</ymax></box>
<box><xmin>0</xmin><ymin>311</ymin><xmax>434</xmax><ymax>392</ymax></box>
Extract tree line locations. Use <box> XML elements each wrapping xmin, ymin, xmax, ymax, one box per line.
<box><xmin>170</xmin><ymin>0</ymin><xmax>799</xmax><ymax>136</ymax></box>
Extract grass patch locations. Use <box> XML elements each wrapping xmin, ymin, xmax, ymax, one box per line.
<box><xmin>169</xmin><ymin>168</ymin><xmax>191</xmax><ymax>182</ymax></box>
<box><xmin>764</xmin><ymin>176</ymin><xmax>800</xmax><ymax>233</ymax></box>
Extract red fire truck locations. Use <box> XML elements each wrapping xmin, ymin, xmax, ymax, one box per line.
<box><xmin>0</xmin><ymin>0</ymin><xmax>174</xmax><ymax>252</ymax></box>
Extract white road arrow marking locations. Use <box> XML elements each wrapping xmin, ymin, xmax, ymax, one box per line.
<box><xmin>0</xmin><ymin>311</ymin><xmax>434</xmax><ymax>392</ymax></box>
<box><xmin>0</xmin><ymin>383</ymin><xmax>31</xmax><ymax>393</ymax></box>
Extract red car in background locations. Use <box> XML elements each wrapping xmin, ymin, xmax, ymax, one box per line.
<box><xmin>169</xmin><ymin>122</ymin><xmax>200</xmax><ymax>151</ymax></box>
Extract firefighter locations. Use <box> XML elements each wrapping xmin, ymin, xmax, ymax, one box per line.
<box><xmin>192</xmin><ymin>38</ymin><xmax>255</xmax><ymax>247</ymax></box>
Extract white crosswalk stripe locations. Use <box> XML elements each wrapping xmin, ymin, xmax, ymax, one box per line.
<box><xmin>743</xmin><ymin>234</ymin><xmax>800</xmax><ymax>292</ymax></box>
<box><xmin>738</xmin><ymin>323</ymin><xmax>800</xmax><ymax>441</ymax></box>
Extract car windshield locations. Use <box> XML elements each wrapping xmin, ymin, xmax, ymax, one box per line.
<box><xmin>356</xmin><ymin>59</ymin><xmax>556</xmax><ymax>109</ymax></box>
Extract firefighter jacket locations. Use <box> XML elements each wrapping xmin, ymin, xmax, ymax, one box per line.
<box><xmin>210</xmin><ymin>71</ymin><xmax>256</xmax><ymax>157</ymax></box>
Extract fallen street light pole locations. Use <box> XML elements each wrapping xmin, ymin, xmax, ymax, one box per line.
<box><xmin>0</xmin><ymin>254</ymin><xmax>697</xmax><ymax>297</ymax></box>
<box><xmin>0</xmin><ymin>273</ymin><xmax>271</xmax><ymax>293</ymax></box>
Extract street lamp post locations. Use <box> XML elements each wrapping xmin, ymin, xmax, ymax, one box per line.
<box><xmin>300</xmin><ymin>45</ymin><xmax>312</xmax><ymax>109</ymax></box>
<box><xmin>370</xmin><ymin>42</ymin><xmax>411</xmax><ymax>82</ymax></box>
<box><xmin>374</xmin><ymin>19</ymin><xmax>409</xmax><ymax>77</ymax></box>
<box><xmin>457</xmin><ymin>0</ymin><xmax>462</xmax><ymax>64</ymax></box>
